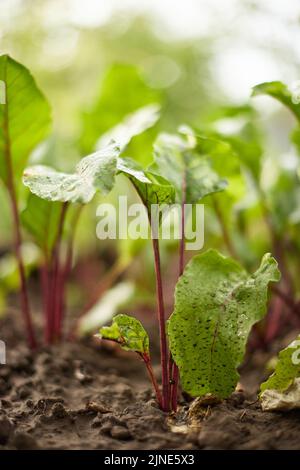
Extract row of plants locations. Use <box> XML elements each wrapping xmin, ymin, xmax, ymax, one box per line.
<box><xmin>1</xmin><ymin>54</ymin><xmax>300</xmax><ymax>412</ymax></box>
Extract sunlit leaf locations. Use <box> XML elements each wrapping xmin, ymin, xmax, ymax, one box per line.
<box><xmin>96</xmin><ymin>104</ymin><xmax>160</xmax><ymax>152</ymax></box>
<box><xmin>22</xmin><ymin>142</ymin><xmax>120</xmax><ymax>204</ymax></box>
<box><xmin>0</xmin><ymin>55</ymin><xmax>51</xmax><ymax>186</ymax></box>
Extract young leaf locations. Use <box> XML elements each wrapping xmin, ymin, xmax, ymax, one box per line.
<box><xmin>97</xmin><ymin>313</ymin><xmax>149</xmax><ymax>355</ymax></box>
<box><xmin>167</xmin><ymin>249</ymin><xmax>280</xmax><ymax>398</ymax></box>
<box><xmin>80</xmin><ymin>64</ymin><xmax>160</xmax><ymax>155</ymax></box>
<box><xmin>117</xmin><ymin>157</ymin><xmax>175</xmax><ymax>216</ymax></box>
<box><xmin>261</xmin><ymin>334</ymin><xmax>300</xmax><ymax>393</ymax></box>
<box><xmin>21</xmin><ymin>194</ymin><xmax>63</xmax><ymax>259</ymax></box>
<box><xmin>96</xmin><ymin>104</ymin><xmax>160</xmax><ymax>152</ymax></box>
<box><xmin>22</xmin><ymin>142</ymin><xmax>120</xmax><ymax>204</ymax></box>
<box><xmin>152</xmin><ymin>132</ymin><xmax>227</xmax><ymax>204</ymax></box>
<box><xmin>252</xmin><ymin>81</ymin><xmax>300</xmax><ymax>123</ymax></box>
<box><xmin>0</xmin><ymin>55</ymin><xmax>51</xmax><ymax>185</ymax></box>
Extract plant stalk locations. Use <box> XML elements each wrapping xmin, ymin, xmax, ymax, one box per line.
<box><xmin>142</xmin><ymin>353</ymin><xmax>163</xmax><ymax>408</ymax></box>
<box><xmin>151</xmin><ymin>236</ymin><xmax>170</xmax><ymax>411</ymax></box>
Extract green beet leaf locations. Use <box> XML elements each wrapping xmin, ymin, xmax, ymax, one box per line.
<box><xmin>252</xmin><ymin>81</ymin><xmax>300</xmax><ymax>123</ymax></box>
<box><xmin>152</xmin><ymin>131</ymin><xmax>227</xmax><ymax>204</ymax></box>
<box><xmin>98</xmin><ymin>314</ymin><xmax>149</xmax><ymax>355</ymax></box>
<box><xmin>97</xmin><ymin>104</ymin><xmax>160</xmax><ymax>152</ymax></box>
<box><xmin>0</xmin><ymin>55</ymin><xmax>51</xmax><ymax>186</ymax></box>
<box><xmin>22</xmin><ymin>142</ymin><xmax>120</xmax><ymax>204</ymax></box>
<box><xmin>261</xmin><ymin>334</ymin><xmax>300</xmax><ymax>393</ymax></box>
<box><xmin>21</xmin><ymin>194</ymin><xmax>63</xmax><ymax>259</ymax></box>
<box><xmin>117</xmin><ymin>157</ymin><xmax>175</xmax><ymax>217</ymax></box>
<box><xmin>168</xmin><ymin>249</ymin><xmax>280</xmax><ymax>398</ymax></box>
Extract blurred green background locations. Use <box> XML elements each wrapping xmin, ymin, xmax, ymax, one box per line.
<box><xmin>1</xmin><ymin>0</ymin><xmax>300</xmax><ymax>330</ymax></box>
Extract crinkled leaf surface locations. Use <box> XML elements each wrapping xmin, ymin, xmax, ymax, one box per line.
<box><xmin>21</xmin><ymin>194</ymin><xmax>62</xmax><ymax>258</ymax></box>
<box><xmin>96</xmin><ymin>104</ymin><xmax>160</xmax><ymax>152</ymax></box>
<box><xmin>117</xmin><ymin>157</ymin><xmax>175</xmax><ymax>216</ymax></box>
<box><xmin>0</xmin><ymin>55</ymin><xmax>51</xmax><ymax>185</ymax></box>
<box><xmin>22</xmin><ymin>142</ymin><xmax>120</xmax><ymax>204</ymax></box>
<box><xmin>261</xmin><ymin>334</ymin><xmax>300</xmax><ymax>393</ymax></box>
<box><xmin>252</xmin><ymin>81</ymin><xmax>300</xmax><ymax>123</ymax></box>
<box><xmin>98</xmin><ymin>314</ymin><xmax>149</xmax><ymax>355</ymax></box>
<box><xmin>168</xmin><ymin>249</ymin><xmax>280</xmax><ymax>398</ymax></box>
<box><xmin>152</xmin><ymin>132</ymin><xmax>227</xmax><ymax>204</ymax></box>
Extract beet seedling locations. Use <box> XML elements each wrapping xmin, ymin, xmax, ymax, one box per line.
<box><xmin>99</xmin><ymin>128</ymin><xmax>280</xmax><ymax>412</ymax></box>
<box><xmin>22</xmin><ymin>102</ymin><xmax>160</xmax><ymax>344</ymax></box>
<box><xmin>0</xmin><ymin>54</ymin><xmax>51</xmax><ymax>348</ymax></box>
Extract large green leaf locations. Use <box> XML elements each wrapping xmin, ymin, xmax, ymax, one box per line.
<box><xmin>22</xmin><ymin>142</ymin><xmax>120</xmax><ymax>204</ymax></box>
<box><xmin>252</xmin><ymin>81</ymin><xmax>300</xmax><ymax>123</ymax></box>
<box><xmin>97</xmin><ymin>313</ymin><xmax>149</xmax><ymax>355</ymax></box>
<box><xmin>96</xmin><ymin>104</ymin><xmax>160</xmax><ymax>152</ymax></box>
<box><xmin>117</xmin><ymin>157</ymin><xmax>175</xmax><ymax>217</ymax></box>
<box><xmin>0</xmin><ymin>55</ymin><xmax>51</xmax><ymax>185</ymax></box>
<box><xmin>21</xmin><ymin>194</ymin><xmax>63</xmax><ymax>258</ymax></box>
<box><xmin>152</xmin><ymin>132</ymin><xmax>227</xmax><ymax>204</ymax></box>
<box><xmin>80</xmin><ymin>64</ymin><xmax>160</xmax><ymax>155</ymax></box>
<box><xmin>168</xmin><ymin>249</ymin><xmax>280</xmax><ymax>398</ymax></box>
<box><xmin>261</xmin><ymin>334</ymin><xmax>300</xmax><ymax>393</ymax></box>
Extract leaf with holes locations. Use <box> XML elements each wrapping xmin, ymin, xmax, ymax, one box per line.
<box><xmin>97</xmin><ymin>314</ymin><xmax>149</xmax><ymax>355</ymax></box>
<box><xmin>167</xmin><ymin>249</ymin><xmax>280</xmax><ymax>398</ymax></box>
<box><xmin>0</xmin><ymin>55</ymin><xmax>51</xmax><ymax>187</ymax></box>
<box><xmin>22</xmin><ymin>142</ymin><xmax>120</xmax><ymax>204</ymax></box>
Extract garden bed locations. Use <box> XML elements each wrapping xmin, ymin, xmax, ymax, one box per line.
<box><xmin>1</xmin><ymin>316</ymin><xmax>300</xmax><ymax>450</ymax></box>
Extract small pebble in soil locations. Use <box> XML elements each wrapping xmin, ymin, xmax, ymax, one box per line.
<box><xmin>110</xmin><ymin>426</ymin><xmax>132</xmax><ymax>440</ymax></box>
<box><xmin>51</xmin><ymin>403</ymin><xmax>69</xmax><ymax>419</ymax></box>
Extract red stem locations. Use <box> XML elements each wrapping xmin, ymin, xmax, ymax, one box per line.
<box><xmin>9</xmin><ymin>190</ymin><xmax>37</xmax><ymax>349</ymax></box>
<box><xmin>142</xmin><ymin>353</ymin><xmax>163</xmax><ymax>408</ymax></box>
<box><xmin>151</xmin><ymin>237</ymin><xmax>170</xmax><ymax>411</ymax></box>
<box><xmin>52</xmin><ymin>202</ymin><xmax>68</xmax><ymax>341</ymax></box>
<box><xmin>2</xmin><ymin>81</ymin><xmax>36</xmax><ymax>348</ymax></box>
<box><xmin>170</xmin><ymin>179</ymin><xmax>186</xmax><ymax>412</ymax></box>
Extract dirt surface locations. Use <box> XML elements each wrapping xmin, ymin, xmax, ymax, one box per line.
<box><xmin>1</xmin><ymin>314</ymin><xmax>300</xmax><ymax>450</ymax></box>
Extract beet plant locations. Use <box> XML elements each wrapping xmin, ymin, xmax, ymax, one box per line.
<box><xmin>0</xmin><ymin>54</ymin><xmax>51</xmax><ymax>348</ymax></box>
<box><xmin>98</xmin><ymin>128</ymin><xmax>281</xmax><ymax>412</ymax></box>
<box><xmin>21</xmin><ymin>99</ymin><xmax>160</xmax><ymax>343</ymax></box>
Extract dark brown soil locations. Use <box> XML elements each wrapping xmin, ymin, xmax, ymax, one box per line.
<box><xmin>1</xmin><ymin>314</ymin><xmax>300</xmax><ymax>450</ymax></box>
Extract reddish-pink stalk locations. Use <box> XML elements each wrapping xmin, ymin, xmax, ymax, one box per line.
<box><xmin>56</xmin><ymin>205</ymin><xmax>82</xmax><ymax>338</ymax></box>
<box><xmin>2</xmin><ymin>86</ymin><xmax>36</xmax><ymax>349</ymax></box>
<box><xmin>142</xmin><ymin>353</ymin><xmax>163</xmax><ymax>408</ymax></box>
<box><xmin>151</xmin><ymin>237</ymin><xmax>170</xmax><ymax>411</ymax></box>
<box><xmin>52</xmin><ymin>202</ymin><xmax>68</xmax><ymax>341</ymax></box>
<box><xmin>170</xmin><ymin>177</ymin><xmax>186</xmax><ymax>412</ymax></box>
